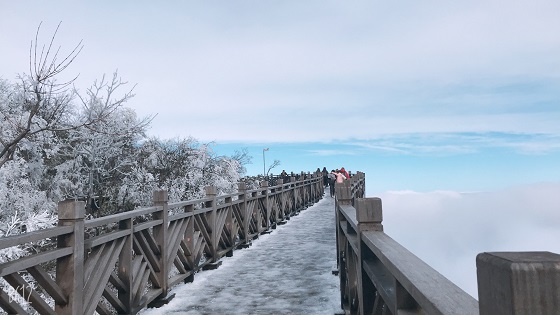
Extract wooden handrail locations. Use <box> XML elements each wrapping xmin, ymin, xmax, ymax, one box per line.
<box><xmin>84</xmin><ymin>206</ymin><xmax>163</xmax><ymax>229</ymax></box>
<box><xmin>0</xmin><ymin>225</ymin><xmax>73</xmax><ymax>250</ymax></box>
<box><xmin>360</xmin><ymin>231</ymin><xmax>478</xmax><ymax>315</ymax></box>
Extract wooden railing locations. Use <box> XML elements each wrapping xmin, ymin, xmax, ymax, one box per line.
<box><xmin>334</xmin><ymin>173</ymin><xmax>560</xmax><ymax>315</ymax></box>
<box><xmin>0</xmin><ymin>173</ymin><xmax>324</xmax><ymax>314</ymax></box>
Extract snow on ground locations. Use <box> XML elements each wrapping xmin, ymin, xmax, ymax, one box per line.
<box><xmin>141</xmin><ymin>193</ymin><xmax>342</xmax><ymax>315</ymax></box>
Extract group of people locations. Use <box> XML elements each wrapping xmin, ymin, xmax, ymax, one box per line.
<box><xmin>320</xmin><ymin>167</ymin><xmax>350</xmax><ymax>197</ymax></box>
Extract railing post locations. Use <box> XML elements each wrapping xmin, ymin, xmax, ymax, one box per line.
<box><xmin>277</xmin><ymin>179</ymin><xmax>284</xmax><ymax>222</ymax></box>
<box><xmin>55</xmin><ymin>200</ymin><xmax>85</xmax><ymax>315</ymax></box>
<box><xmin>360</xmin><ymin>172</ymin><xmax>366</xmax><ymax>198</ymax></box>
<box><xmin>477</xmin><ymin>251</ymin><xmax>560</xmax><ymax>315</ymax></box>
<box><xmin>335</xmin><ymin>180</ymin><xmax>353</xmax><ymax>271</ymax></box>
<box><xmin>335</xmin><ymin>180</ymin><xmax>353</xmax><ymax>206</ymax></box>
<box><xmin>334</xmin><ymin>180</ymin><xmax>353</xmax><ymax>311</ymax></box>
<box><xmin>305</xmin><ymin>173</ymin><xmax>314</xmax><ymax>202</ymax></box>
<box><xmin>238</xmin><ymin>182</ymin><xmax>250</xmax><ymax>245</ymax></box>
<box><xmin>355</xmin><ymin>198</ymin><xmax>383</xmax><ymax>232</ymax></box>
<box><xmin>303</xmin><ymin>172</ymin><xmax>308</xmax><ymax>207</ymax></box>
<box><xmin>306</xmin><ymin>173</ymin><xmax>312</xmax><ymax>206</ymax></box>
<box><xmin>204</xmin><ymin>186</ymin><xmax>218</xmax><ymax>262</ymax></box>
<box><xmin>118</xmin><ymin>217</ymin><xmax>133</xmax><ymax>312</ymax></box>
<box><xmin>312</xmin><ymin>172</ymin><xmax>317</xmax><ymax>200</ymax></box>
<box><xmin>224</xmin><ymin>196</ymin><xmax>234</xmax><ymax>257</ymax></box>
<box><xmin>260</xmin><ymin>181</ymin><xmax>270</xmax><ymax>231</ymax></box>
<box><xmin>183</xmin><ymin>203</ymin><xmax>195</xmax><ymax>283</ymax></box>
<box><xmin>317</xmin><ymin>172</ymin><xmax>323</xmax><ymax>201</ymax></box>
<box><xmin>153</xmin><ymin>190</ymin><xmax>169</xmax><ymax>297</ymax></box>
<box><xmin>289</xmin><ymin>176</ymin><xmax>299</xmax><ymax>216</ymax></box>
<box><xmin>312</xmin><ymin>172</ymin><xmax>318</xmax><ymax>202</ymax></box>
<box><xmin>355</xmin><ymin>198</ymin><xmax>383</xmax><ymax>315</ymax></box>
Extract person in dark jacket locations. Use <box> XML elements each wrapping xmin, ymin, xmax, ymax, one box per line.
<box><xmin>328</xmin><ymin>170</ymin><xmax>337</xmax><ymax>197</ymax></box>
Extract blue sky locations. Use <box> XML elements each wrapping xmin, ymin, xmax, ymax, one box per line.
<box><xmin>1</xmin><ymin>1</ymin><xmax>560</xmax><ymax>298</ymax></box>
<box><xmin>215</xmin><ymin>132</ymin><xmax>560</xmax><ymax>192</ymax></box>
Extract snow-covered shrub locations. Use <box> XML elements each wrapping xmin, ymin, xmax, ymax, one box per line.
<box><xmin>0</xmin><ymin>158</ymin><xmax>56</xmax><ymax>240</ymax></box>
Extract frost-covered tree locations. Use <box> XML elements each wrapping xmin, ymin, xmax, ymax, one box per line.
<box><xmin>135</xmin><ymin>138</ymin><xmax>243</xmax><ymax>203</ymax></box>
<box><xmin>0</xmin><ymin>78</ymin><xmax>59</xmax><ymax>238</ymax></box>
<box><xmin>0</xmin><ymin>23</ymin><xmax>248</xmax><ymax>245</ymax></box>
<box><xmin>0</xmin><ymin>24</ymin><xmax>145</xmax><ymax>236</ymax></box>
<box><xmin>0</xmin><ymin>28</ymin><xmax>252</xmax><ymax>310</ymax></box>
<box><xmin>0</xmin><ymin>158</ymin><xmax>55</xmax><ymax>238</ymax></box>
<box><xmin>198</xmin><ymin>144</ymin><xmax>243</xmax><ymax>195</ymax></box>
<box><xmin>0</xmin><ymin>23</ymin><xmax>134</xmax><ymax>169</ymax></box>
<box><xmin>230</xmin><ymin>147</ymin><xmax>252</xmax><ymax>175</ymax></box>
<box><xmin>48</xmin><ymin>74</ymin><xmax>151</xmax><ymax>216</ymax></box>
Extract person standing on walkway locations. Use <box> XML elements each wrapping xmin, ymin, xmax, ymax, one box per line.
<box><xmin>340</xmin><ymin>167</ymin><xmax>350</xmax><ymax>180</ymax></box>
<box><xmin>328</xmin><ymin>170</ymin><xmax>337</xmax><ymax>197</ymax></box>
<box><xmin>280</xmin><ymin>170</ymin><xmax>288</xmax><ymax>182</ymax></box>
<box><xmin>322</xmin><ymin>167</ymin><xmax>328</xmax><ymax>187</ymax></box>
<box><xmin>335</xmin><ymin>170</ymin><xmax>346</xmax><ymax>183</ymax></box>
<box><xmin>330</xmin><ymin>170</ymin><xmax>346</xmax><ymax>197</ymax></box>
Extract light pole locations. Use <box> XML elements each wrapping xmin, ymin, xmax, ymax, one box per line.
<box><xmin>263</xmin><ymin>148</ymin><xmax>269</xmax><ymax>176</ymax></box>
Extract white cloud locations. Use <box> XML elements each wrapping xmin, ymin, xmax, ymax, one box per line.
<box><xmin>305</xmin><ymin>149</ymin><xmax>358</xmax><ymax>157</ymax></box>
<box><xmin>1</xmin><ymin>1</ymin><xmax>560</xmax><ymax>143</ymax></box>
<box><xmin>377</xmin><ymin>182</ymin><xmax>560</xmax><ymax>298</ymax></box>
<box><xmin>345</xmin><ymin>132</ymin><xmax>560</xmax><ymax>156</ymax></box>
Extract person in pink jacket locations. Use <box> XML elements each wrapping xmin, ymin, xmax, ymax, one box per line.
<box><xmin>335</xmin><ymin>170</ymin><xmax>346</xmax><ymax>183</ymax></box>
<box><xmin>330</xmin><ymin>170</ymin><xmax>347</xmax><ymax>197</ymax></box>
<box><xmin>340</xmin><ymin>167</ymin><xmax>350</xmax><ymax>180</ymax></box>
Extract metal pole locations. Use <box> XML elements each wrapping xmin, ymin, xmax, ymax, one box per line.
<box><xmin>263</xmin><ymin>148</ymin><xmax>269</xmax><ymax>176</ymax></box>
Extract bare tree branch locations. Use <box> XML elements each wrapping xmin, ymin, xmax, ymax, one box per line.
<box><xmin>0</xmin><ymin>23</ymin><xmax>155</xmax><ymax>171</ymax></box>
<box><xmin>266</xmin><ymin>159</ymin><xmax>281</xmax><ymax>176</ymax></box>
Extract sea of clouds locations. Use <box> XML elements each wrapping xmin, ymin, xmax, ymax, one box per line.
<box><xmin>375</xmin><ymin>182</ymin><xmax>560</xmax><ymax>298</ymax></box>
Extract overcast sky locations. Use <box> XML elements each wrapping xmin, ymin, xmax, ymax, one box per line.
<box><xmin>2</xmin><ymin>1</ymin><xmax>560</xmax><ymax>143</ymax></box>
<box><xmin>2</xmin><ymin>1</ymin><xmax>559</xmax><ymax>301</ymax></box>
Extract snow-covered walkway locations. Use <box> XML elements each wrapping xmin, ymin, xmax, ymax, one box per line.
<box><xmin>141</xmin><ymin>192</ymin><xmax>342</xmax><ymax>315</ymax></box>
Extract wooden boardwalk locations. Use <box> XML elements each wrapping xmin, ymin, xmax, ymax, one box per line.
<box><xmin>141</xmin><ymin>192</ymin><xmax>342</xmax><ymax>315</ymax></box>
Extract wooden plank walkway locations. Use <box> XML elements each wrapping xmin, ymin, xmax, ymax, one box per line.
<box><xmin>141</xmin><ymin>193</ymin><xmax>342</xmax><ymax>315</ymax></box>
